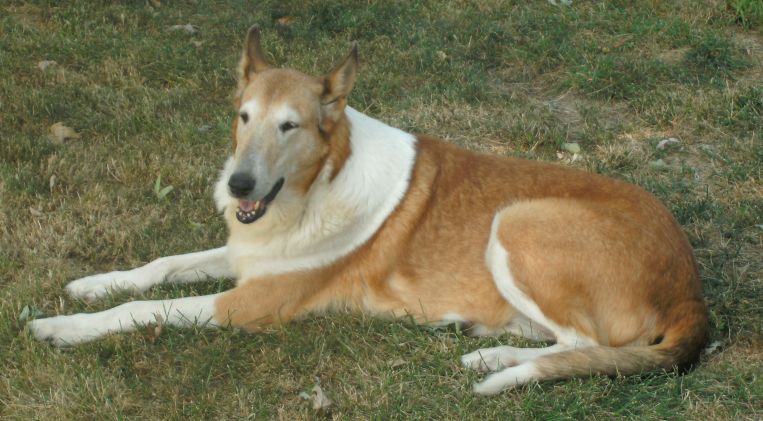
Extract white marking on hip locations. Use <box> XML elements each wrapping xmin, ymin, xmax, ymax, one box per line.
<box><xmin>485</xmin><ymin>211</ymin><xmax>596</xmax><ymax>347</ymax></box>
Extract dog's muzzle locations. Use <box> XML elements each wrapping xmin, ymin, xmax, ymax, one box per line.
<box><xmin>234</xmin><ymin>177</ymin><xmax>285</xmax><ymax>224</ymax></box>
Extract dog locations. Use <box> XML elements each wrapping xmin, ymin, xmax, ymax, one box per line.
<box><xmin>29</xmin><ymin>26</ymin><xmax>708</xmax><ymax>395</ymax></box>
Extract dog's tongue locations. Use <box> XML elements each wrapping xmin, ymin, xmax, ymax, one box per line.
<box><xmin>239</xmin><ymin>200</ymin><xmax>256</xmax><ymax>212</ymax></box>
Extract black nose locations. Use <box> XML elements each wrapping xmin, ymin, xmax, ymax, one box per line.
<box><xmin>228</xmin><ymin>172</ymin><xmax>255</xmax><ymax>197</ymax></box>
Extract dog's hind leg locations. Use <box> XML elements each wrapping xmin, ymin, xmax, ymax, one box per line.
<box><xmin>29</xmin><ymin>293</ymin><xmax>226</xmax><ymax>346</ymax></box>
<box><xmin>461</xmin><ymin>343</ymin><xmax>575</xmax><ymax>372</ymax></box>
<box><xmin>65</xmin><ymin>247</ymin><xmax>233</xmax><ymax>300</ymax></box>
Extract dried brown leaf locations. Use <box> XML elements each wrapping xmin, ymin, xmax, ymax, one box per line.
<box><xmin>386</xmin><ymin>357</ymin><xmax>406</xmax><ymax>368</ymax></box>
<box><xmin>48</xmin><ymin>122</ymin><xmax>81</xmax><ymax>143</ymax></box>
<box><xmin>145</xmin><ymin>314</ymin><xmax>164</xmax><ymax>343</ymax></box>
<box><xmin>276</xmin><ymin>16</ymin><xmax>295</xmax><ymax>26</ymax></box>
<box><xmin>311</xmin><ymin>384</ymin><xmax>332</xmax><ymax>410</ymax></box>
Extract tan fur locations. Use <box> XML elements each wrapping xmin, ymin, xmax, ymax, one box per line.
<box><xmin>216</xmin><ymin>135</ymin><xmax>706</xmax><ymax>358</ymax></box>
<box><xmin>216</xmin><ymin>30</ymin><xmax>707</xmax><ymax>385</ymax></box>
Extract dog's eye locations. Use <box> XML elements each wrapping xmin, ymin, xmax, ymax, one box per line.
<box><xmin>280</xmin><ymin>121</ymin><xmax>299</xmax><ymax>132</ymax></box>
<box><xmin>239</xmin><ymin>112</ymin><xmax>249</xmax><ymax>124</ymax></box>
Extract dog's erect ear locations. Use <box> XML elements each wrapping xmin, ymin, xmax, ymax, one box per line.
<box><xmin>320</xmin><ymin>43</ymin><xmax>359</xmax><ymax>132</ymax></box>
<box><xmin>322</xmin><ymin>43</ymin><xmax>359</xmax><ymax>104</ymax></box>
<box><xmin>238</xmin><ymin>25</ymin><xmax>270</xmax><ymax>85</ymax></box>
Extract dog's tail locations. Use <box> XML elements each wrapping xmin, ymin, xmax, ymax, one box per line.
<box><xmin>533</xmin><ymin>300</ymin><xmax>708</xmax><ymax>382</ymax></box>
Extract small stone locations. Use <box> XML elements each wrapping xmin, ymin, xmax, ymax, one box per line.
<box><xmin>168</xmin><ymin>24</ymin><xmax>198</xmax><ymax>34</ymax></box>
<box><xmin>656</xmin><ymin>138</ymin><xmax>680</xmax><ymax>150</ymax></box>
<box><xmin>37</xmin><ymin>60</ymin><xmax>57</xmax><ymax>71</ymax></box>
<box><xmin>561</xmin><ymin>142</ymin><xmax>581</xmax><ymax>154</ymax></box>
<box><xmin>648</xmin><ymin>159</ymin><xmax>668</xmax><ymax>170</ymax></box>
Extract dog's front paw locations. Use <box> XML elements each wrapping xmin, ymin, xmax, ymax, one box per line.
<box><xmin>27</xmin><ymin>314</ymin><xmax>100</xmax><ymax>347</ymax></box>
<box><xmin>65</xmin><ymin>271</ymin><xmax>142</xmax><ymax>300</ymax></box>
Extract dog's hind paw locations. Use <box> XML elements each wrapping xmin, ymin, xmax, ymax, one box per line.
<box><xmin>470</xmin><ymin>363</ymin><xmax>540</xmax><ymax>395</ymax></box>
<box><xmin>461</xmin><ymin>346</ymin><xmax>519</xmax><ymax>372</ymax></box>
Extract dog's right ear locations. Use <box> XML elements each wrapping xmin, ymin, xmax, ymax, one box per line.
<box><xmin>233</xmin><ymin>25</ymin><xmax>270</xmax><ymax>149</ymax></box>
<box><xmin>238</xmin><ymin>25</ymin><xmax>270</xmax><ymax>85</ymax></box>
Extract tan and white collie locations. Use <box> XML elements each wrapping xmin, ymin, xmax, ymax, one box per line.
<box><xmin>29</xmin><ymin>26</ymin><xmax>708</xmax><ymax>395</ymax></box>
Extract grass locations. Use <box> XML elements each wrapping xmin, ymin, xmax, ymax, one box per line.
<box><xmin>1</xmin><ymin>0</ymin><xmax>762</xmax><ymax>419</ymax></box>
<box><xmin>732</xmin><ymin>0</ymin><xmax>763</xmax><ymax>28</ymax></box>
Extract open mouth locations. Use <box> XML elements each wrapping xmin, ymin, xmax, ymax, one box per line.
<box><xmin>235</xmin><ymin>177</ymin><xmax>285</xmax><ymax>224</ymax></box>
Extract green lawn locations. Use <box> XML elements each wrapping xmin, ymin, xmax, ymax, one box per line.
<box><xmin>1</xmin><ymin>1</ymin><xmax>761</xmax><ymax>419</ymax></box>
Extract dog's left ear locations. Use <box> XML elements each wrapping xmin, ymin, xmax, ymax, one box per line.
<box><xmin>320</xmin><ymin>43</ymin><xmax>358</xmax><ymax>132</ymax></box>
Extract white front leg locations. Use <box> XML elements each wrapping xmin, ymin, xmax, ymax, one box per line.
<box><xmin>28</xmin><ymin>293</ymin><xmax>225</xmax><ymax>347</ymax></box>
<box><xmin>65</xmin><ymin>247</ymin><xmax>233</xmax><ymax>300</ymax></box>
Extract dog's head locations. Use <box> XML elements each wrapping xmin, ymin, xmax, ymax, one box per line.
<box><xmin>220</xmin><ymin>25</ymin><xmax>358</xmax><ymax>225</ymax></box>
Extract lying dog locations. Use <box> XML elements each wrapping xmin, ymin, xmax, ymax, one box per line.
<box><xmin>29</xmin><ymin>26</ymin><xmax>708</xmax><ymax>395</ymax></box>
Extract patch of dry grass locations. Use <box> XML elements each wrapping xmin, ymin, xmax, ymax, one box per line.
<box><xmin>1</xmin><ymin>0</ymin><xmax>761</xmax><ymax>419</ymax></box>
